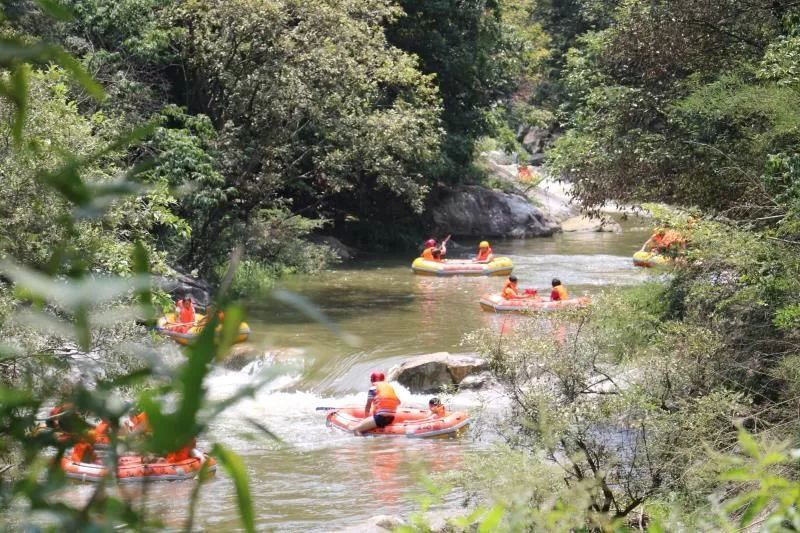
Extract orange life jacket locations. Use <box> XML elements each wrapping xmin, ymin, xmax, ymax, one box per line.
<box><xmin>127</xmin><ymin>412</ymin><xmax>150</xmax><ymax>434</ymax></box>
<box><xmin>551</xmin><ymin>285</ymin><xmax>568</xmax><ymax>301</ymax></box>
<box><xmin>431</xmin><ymin>405</ymin><xmax>445</xmax><ymax>418</ymax></box>
<box><xmin>92</xmin><ymin>420</ymin><xmax>110</xmax><ymax>444</ymax></box>
<box><xmin>165</xmin><ymin>438</ymin><xmax>196</xmax><ymax>463</ymax></box>
<box><xmin>502</xmin><ymin>282</ymin><xmax>519</xmax><ymax>299</ymax></box>
<box><xmin>372</xmin><ymin>381</ymin><xmax>400</xmax><ymax>415</ymax></box>
<box><xmin>179</xmin><ymin>301</ymin><xmax>196</xmax><ymax>324</ymax></box>
<box><xmin>71</xmin><ymin>441</ymin><xmax>96</xmax><ymax>463</ymax></box>
<box><xmin>476</xmin><ymin>247</ymin><xmax>493</xmax><ymax>262</ymax></box>
<box><xmin>421</xmin><ymin>247</ymin><xmax>435</xmax><ymax>261</ymax></box>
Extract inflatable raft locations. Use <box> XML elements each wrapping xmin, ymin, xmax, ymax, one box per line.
<box><xmin>411</xmin><ymin>257</ymin><xmax>513</xmax><ymax>277</ymax></box>
<box><xmin>61</xmin><ymin>449</ymin><xmax>216</xmax><ymax>483</ymax></box>
<box><xmin>326</xmin><ymin>406</ymin><xmax>469</xmax><ymax>438</ymax></box>
<box><xmin>156</xmin><ymin>313</ymin><xmax>250</xmax><ymax>346</ymax></box>
<box><xmin>479</xmin><ymin>293</ymin><xmax>591</xmax><ymax>313</ymax></box>
<box><xmin>632</xmin><ymin>251</ymin><xmax>671</xmax><ymax>268</ymax></box>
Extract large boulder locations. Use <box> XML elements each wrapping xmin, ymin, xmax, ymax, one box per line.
<box><xmin>222</xmin><ymin>345</ymin><xmax>306</xmax><ymax>372</ymax></box>
<box><xmin>153</xmin><ymin>272</ymin><xmax>211</xmax><ymax>307</ymax></box>
<box><xmin>387</xmin><ymin>352</ymin><xmax>488</xmax><ymax>393</ymax></box>
<box><xmin>432</xmin><ymin>185</ymin><xmax>560</xmax><ymax>238</ymax></box>
<box><xmin>561</xmin><ymin>215</ymin><xmax>622</xmax><ymax>233</ymax></box>
<box><xmin>308</xmin><ymin>235</ymin><xmax>358</xmax><ymax>261</ymax></box>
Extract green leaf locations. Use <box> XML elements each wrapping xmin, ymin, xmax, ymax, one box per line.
<box><xmin>8</xmin><ymin>64</ymin><xmax>30</xmax><ymax>144</ymax></box>
<box><xmin>478</xmin><ymin>505</ymin><xmax>505</xmax><ymax>533</ymax></box>
<box><xmin>739</xmin><ymin>494</ymin><xmax>770</xmax><ymax>527</ymax></box>
<box><xmin>132</xmin><ymin>242</ymin><xmax>154</xmax><ymax>321</ymax></box>
<box><xmin>212</xmin><ymin>444</ymin><xmax>254</xmax><ymax>533</ymax></box>
<box><xmin>34</xmin><ymin>0</ymin><xmax>75</xmax><ymax>21</ymax></box>
<box><xmin>737</xmin><ymin>428</ymin><xmax>761</xmax><ymax>459</ymax></box>
<box><xmin>51</xmin><ymin>48</ymin><xmax>104</xmax><ymax>100</ymax></box>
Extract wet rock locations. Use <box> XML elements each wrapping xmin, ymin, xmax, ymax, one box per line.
<box><xmin>456</xmin><ymin>370</ymin><xmax>498</xmax><ymax>391</ymax></box>
<box><xmin>337</xmin><ymin>514</ymin><xmax>406</xmax><ymax>532</ymax></box>
<box><xmin>222</xmin><ymin>345</ymin><xmax>306</xmax><ymax>372</ymax></box>
<box><xmin>309</xmin><ymin>235</ymin><xmax>358</xmax><ymax>261</ymax></box>
<box><xmin>153</xmin><ymin>272</ymin><xmax>211</xmax><ymax>307</ymax></box>
<box><xmin>561</xmin><ymin>215</ymin><xmax>622</xmax><ymax>233</ymax></box>
<box><xmin>432</xmin><ymin>185</ymin><xmax>560</xmax><ymax>238</ymax></box>
<box><xmin>519</xmin><ymin>125</ymin><xmax>561</xmax><ymax>166</ymax></box>
<box><xmin>387</xmin><ymin>352</ymin><xmax>488</xmax><ymax>393</ymax></box>
<box><xmin>222</xmin><ymin>343</ymin><xmax>261</xmax><ymax>371</ymax></box>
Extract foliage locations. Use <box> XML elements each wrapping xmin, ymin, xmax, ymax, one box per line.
<box><xmin>546</xmin><ymin>0</ymin><xmax>800</xmax><ymax>219</ymax></box>
<box><xmin>0</xmin><ymin>9</ymin><xmax>286</xmax><ymax>531</ymax></box>
<box><xmin>172</xmin><ymin>0</ymin><xmax>443</xmax><ymax>239</ymax></box>
<box><xmin>386</xmin><ymin>0</ymin><xmax>539</xmax><ymax>181</ymax></box>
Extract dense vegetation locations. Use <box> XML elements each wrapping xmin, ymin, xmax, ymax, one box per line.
<box><xmin>441</xmin><ymin>0</ymin><xmax>800</xmax><ymax>529</ymax></box>
<box><xmin>6</xmin><ymin>0</ymin><xmax>800</xmax><ymax>530</ymax></box>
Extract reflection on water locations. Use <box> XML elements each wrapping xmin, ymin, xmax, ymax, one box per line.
<box><xmin>49</xmin><ymin>222</ymin><xmax>653</xmax><ymax>531</ymax></box>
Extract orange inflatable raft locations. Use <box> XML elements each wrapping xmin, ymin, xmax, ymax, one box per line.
<box><xmin>61</xmin><ymin>449</ymin><xmax>216</xmax><ymax>483</ymax></box>
<box><xmin>479</xmin><ymin>293</ymin><xmax>591</xmax><ymax>313</ymax></box>
<box><xmin>326</xmin><ymin>406</ymin><xmax>469</xmax><ymax>438</ymax></box>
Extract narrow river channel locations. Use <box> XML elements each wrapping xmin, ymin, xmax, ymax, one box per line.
<box><xmin>62</xmin><ymin>220</ymin><xmax>655</xmax><ymax>531</ymax></box>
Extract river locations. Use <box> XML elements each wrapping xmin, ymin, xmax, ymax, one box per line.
<box><xmin>62</xmin><ymin>221</ymin><xmax>654</xmax><ymax>531</ymax></box>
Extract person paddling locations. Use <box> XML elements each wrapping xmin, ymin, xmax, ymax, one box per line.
<box><xmin>351</xmin><ymin>372</ymin><xmax>400</xmax><ymax>436</ymax></box>
<box><xmin>502</xmin><ymin>275</ymin><xmax>535</xmax><ymax>299</ymax></box>
<box><xmin>420</xmin><ymin>236</ymin><xmax>450</xmax><ymax>262</ymax></box>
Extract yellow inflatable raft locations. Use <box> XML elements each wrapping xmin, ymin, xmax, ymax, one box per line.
<box><xmin>156</xmin><ymin>313</ymin><xmax>251</xmax><ymax>346</ymax></box>
<box><xmin>632</xmin><ymin>251</ymin><xmax>671</xmax><ymax>268</ymax></box>
<box><xmin>411</xmin><ymin>257</ymin><xmax>513</xmax><ymax>276</ymax></box>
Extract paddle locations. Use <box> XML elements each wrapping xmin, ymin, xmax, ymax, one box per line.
<box><xmin>315</xmin><ymin>406</ymin><xmax>338</xmax><ymax>411</ymax></box>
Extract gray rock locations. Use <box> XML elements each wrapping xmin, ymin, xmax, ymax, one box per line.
<box><xmin>457</xmin><ymin>370</ymin><xmax>498</xmax><ymax>391</ymax></box>
<box><xmin>387</xmin><ymin>352</ymin><xmax>488</xmax><ymax>393</ymax></box>
<box><xmin>336</xmin><ymin>514</ymin><xmax>406</xmax><ymax>532</ymax></box>
<box><xmin>432</xmin><ymin>185</ymin><xmax>560</xmax><ymax>238</ymax></box>
<box><xmin>153</xmin><ymin>272</ymin><xmax>211</xmax><ymax>307</ymax></box>
<box><xmin>561</xmin><ymin>215</ymin><xmax>623</xmax><ymax>233</ymax></box>
<box><xmin>308</xmin><ymin>235</ymin><xmax>358</xmax><ymax>261</ymax></box>
<box><xmin>222</xmin><ymin>345</ymin><xmax>306</xmax><ymax>372</ymax></box>
<box><xmin>521</xmin><ymin>126</ymin><xmax>550</xmax><ymax>155</ymax></box>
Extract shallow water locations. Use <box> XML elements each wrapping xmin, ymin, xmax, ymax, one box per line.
<box><xmin>53</xmin><ymin>220</ymin><xmax>655</xmax><ymax>531</ymax></box>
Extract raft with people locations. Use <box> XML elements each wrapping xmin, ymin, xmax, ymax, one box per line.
<box><xmin>61</xmin><ymin>449</ymin><xmax>217</xmax><ymax>483</ymax></box>
<box><xmin>326</xmin><ymin>406</ymin><xmax>470</xmax><ymax>438</ymax></box>
<box><xmin>156</xmin><ymin>312</ymin><xmax>251</xmax><ymax>346</ymax></box>
<box><xmin>479</xmin><ymin>293</ymin><xmax>591</xmax><ymax>313</ymax></box>
<box><xmin>411</xmin><ymin>257</ymin><xmax>514</xmax><ymax>277</ymax></box>
<box><xmin>632</xmin><ymin>250</ymin><xmax>671</xmax><ymax>268</ymax></box>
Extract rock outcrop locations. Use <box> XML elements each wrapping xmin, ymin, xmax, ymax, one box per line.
<box><xmin>222</xmin><ymin>345</ymin><xmax>306</xmax><ymax>372</ymax></box>
<box><xmin>153</xmin><ymin>272</ymin><xmax>211</xmax><ymax>307</ymax></box>
<box><xmin>309</xmin><ymin>235</ymin><xmax>359</xmax><ymax>261</ymax></box>
<box><xmin>561</xmin><ymin>215</ymin><xmax>622</xmax><ymax>233</ymax></box>
<box><xmin>432</xmin><ymin>185</ymin><xmax>560</xmax><ymax>238</ymax></box>
<box><xmin>387</xmin><ymin>352</ymin><xmax>488</xmax><ymax>393</ymax></box>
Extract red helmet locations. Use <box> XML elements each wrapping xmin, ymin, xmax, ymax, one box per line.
<box><xmin>424</xmin><ymin>239</ymin><xmax>436</xmax><ymax>248</ymax></box>
<box><xmin>370</xmin><ymin>371</ymin><xmax>385</xmax><ymax>383</ymax></box>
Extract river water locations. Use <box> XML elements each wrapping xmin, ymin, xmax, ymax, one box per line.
<box><xmin>62</xmin><ymin>221</ymin><xmax>654</xmax><ymax>531</ymax></box>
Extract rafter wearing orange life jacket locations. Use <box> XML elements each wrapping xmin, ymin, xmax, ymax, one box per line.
<box><xmin>475</xmin><ymin>241</ymin><xmax>494</xmax><ymax>263</ymax></box>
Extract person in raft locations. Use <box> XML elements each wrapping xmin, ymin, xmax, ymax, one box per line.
<box><xmin>641</xmin><ymin>226</ymin><xmax>684</xmax><ymax>256</ymax></box>
<box><xmin>429</xmin><ymin>397</ymin><xmax>445</xmax><ymax>418</ymax></box>
<box><xmin>351</xmin><ymin>371</ymin><xmax>401</xmax><ymax>436</ymax></box>
<box><xmin>502</xmin><ymin>275</ymin><xmax>536</xmax><ymax>299</ymax></box>
<box><xmin>122</xmin><ymin>404</ymin><xmax>150</xmax><ymax>438</ymax></box>
<box><xmin>550</xmin><ymin>278</ymin><xmax>568</xmax><ymax>301</ymax></box>
<box><xmin>473</xmin><ymin>241</ymin><xmax>494</xmax><ymax>263</ymax></box>
<box><xmin>420</xmin><ymin>236</ymin><xmax>450</xmax><ymax>262</ymax></box>
<box><xmin>173</xmin><ymin>295</ymin><xmax>196</xmax><ymax>332</ymax></box>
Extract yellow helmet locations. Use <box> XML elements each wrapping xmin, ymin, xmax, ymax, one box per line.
<box><xmin>479</xmin><ymin>241</ymin><xmax>490</xmax><ymax>248</ymax></box>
